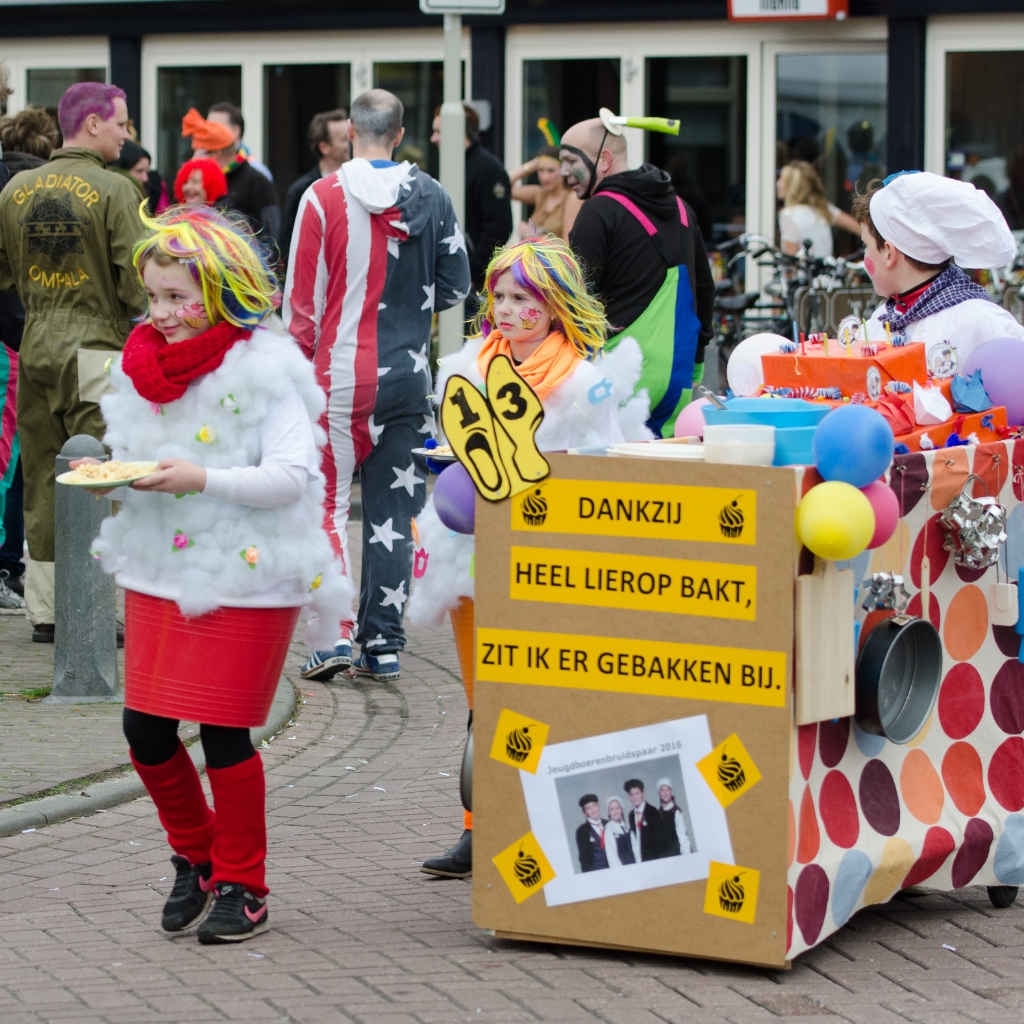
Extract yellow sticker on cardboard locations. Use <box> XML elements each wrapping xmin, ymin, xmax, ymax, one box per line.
<box><xmin>509</xmin><ymin>546</ymin><xmax>757</xmax><ymax>621</ymax></box>
<box><xmin>492</xmin><ymin>832</ymin><xmax>556</xmax><ymax>903</ymax></box>
<box><xmin>696</xmin><ymin>733</ymin><xmax>763</xmax><ymax>807</ymax></box>
<box><xmin>511</xmin><ymin>478</ymin><xmax>756</xmax><ymax>545</ymax></box>
<box><xmin>476</xmin><ymin>628</ymin><xmax>787</xmax><ymax>708</ymax></box>
<box><xmin>703</xmin><ymin>861</ymin><xmax>760</xmax><ymax>925</ymax></box>
<box><xmin>489</xmin><ymin>708</ymin><xmax>550</xmax><ymax>774</ymax></box>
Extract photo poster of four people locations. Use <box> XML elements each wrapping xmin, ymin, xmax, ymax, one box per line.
<box><xmin>554</xmin><ymin>755</ymin><xmax>697</xmax><ymax>875</ymax></box>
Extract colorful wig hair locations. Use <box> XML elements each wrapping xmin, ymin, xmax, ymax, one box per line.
<box><xmin>132</xmin><ymin>204</ymin><xmax>280</xmax><ymax>328</ymax></box>
<box><xmin>172</xmin><ymin>158</ymin><xmax>229</xmax><ymax>203</ymax></box>
<box><xmin>473</xmin><ymin>236</ymin><xmax>608</xmax><ymax>360</ymax></box>
<box><xmin>57</xmin><ymin>82</ymin><xmax>126</xmax><ymax>140</ymax></box>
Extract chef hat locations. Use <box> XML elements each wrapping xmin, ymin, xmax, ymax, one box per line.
<box><xmin>655</xmin><ymin>778</ymin><xmax>674</xmax><ymax>792</ymax></box>
<box><xmin>870</xmin><ymin>171</ymin><xmax>1016</xmax><ymax>269</ymax></box>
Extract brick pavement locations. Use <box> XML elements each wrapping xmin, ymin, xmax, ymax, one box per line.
<box><xmin>2</xmin><ymin>528</ymin><xmax>1024</xmax><ymax>1022</ymax></box>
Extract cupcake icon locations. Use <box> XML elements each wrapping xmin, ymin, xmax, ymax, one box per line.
<box><xmin>717</xmin><ymin>749</ymin><xmax>746</xmax><ymax>792</ymax></box>
<box><xmin>513</xmin><ymin>847</ymin><xmax>542</xmax><ymax>888</ymax></box>
<box><xmin>505</xmin><ymin>725</ymin><xmax>533</xmax><ymax>763</ymax></box>
<box><xmin>718</xmin><ymin>873</ymin><xmax>745</xmax><ymax>913</ymax></box>
<box><xmin>520</xmin><ymin>488</ymin><xmax>548</xmax><ymax>526</ymax></box>
<box><xmin>718</xmin><ymin>499</ymin><xmax>744</xmax><ymax>538</ymax></box>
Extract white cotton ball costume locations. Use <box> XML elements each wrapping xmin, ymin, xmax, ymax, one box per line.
<box><xmin>406</xmin><ymin>335</ymin><xmax>652</xmax><ymax>626</ymax></box>
<box><xmin>93</xmin><ymin>325</ymin><xmax>350</xmax><ymax>649</ymax></box>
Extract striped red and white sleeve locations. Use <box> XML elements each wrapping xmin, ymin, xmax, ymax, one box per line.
<box><xmin>283</xmin><ymin>183</ymin><xmax>329</xmax><ymax>361</ymax></box>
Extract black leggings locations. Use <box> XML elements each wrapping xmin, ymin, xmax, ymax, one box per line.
<box><xmin>123</xmin><ymin>707</ymin><xmax>254</xmax><ymax>769</ymax></box>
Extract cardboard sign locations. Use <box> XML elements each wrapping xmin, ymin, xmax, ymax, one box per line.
<box><xmin>472</xmin><ymin>454</ymin><xmax>794</xmax><ymax>968</ymax></box>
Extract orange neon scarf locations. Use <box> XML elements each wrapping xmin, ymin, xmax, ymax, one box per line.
<box><xmin>475</xmin><ymin>329</ymin><xmax>580</xmax><ymax>400</ymax></box>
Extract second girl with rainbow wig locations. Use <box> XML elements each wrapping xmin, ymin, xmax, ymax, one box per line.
<box><xmin>75</xmin><ymin>204</ymin><xmax>349</xmax><ymax>944</ymax></box>
<box><xmin>407</xmin><ymin>235</ymin><xmax>651</xmax><ymax>879</ymax></box>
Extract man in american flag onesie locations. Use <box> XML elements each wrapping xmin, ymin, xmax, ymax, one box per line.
<box><xmin>284</xmin><ymin>89</ymin><xmax>470</xmax><ymax>682</ymax></box>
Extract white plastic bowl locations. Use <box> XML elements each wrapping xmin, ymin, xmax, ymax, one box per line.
<box><xmin>702</xmin><ymin>424</ymin><xmax>776</xmax><ymax>466</ymax></box>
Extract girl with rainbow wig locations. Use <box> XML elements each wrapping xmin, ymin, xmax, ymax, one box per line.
<box><xmin>73</xmin><ymin>204</ymin><xmax>349</xmax><ymax>943</ymax></box>
<box><xmin>407</xmin><ymin>235</ymin><xmax>651</xmax><ymax>880</ymax></box>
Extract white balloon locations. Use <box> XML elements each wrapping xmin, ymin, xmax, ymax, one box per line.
<box><xmin>726</xmin><ymin>333</ymin><xmax>791</xmax><ymax>397</ymax></box>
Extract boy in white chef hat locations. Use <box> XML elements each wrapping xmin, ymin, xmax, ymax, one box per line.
<box><xmin>853</xmin><ymin>171</ymin><xmax>1024</xmax><ymax>377</ymax></box>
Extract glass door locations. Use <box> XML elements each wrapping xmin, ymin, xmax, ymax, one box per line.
<box><xmin>372</xmin><ymin>62</ymin><xmax>445</xmax><ymax>177</ymax></box>
<box><xmin>646</xmin><ymin>56</ymin><xmax>747</xmax><ymax>246</ymax></box>
<box><xmin>774</xmin><ymin>50</ymin><xmax>887</xmax><ymax>256</ymax></box>
<box><xmin>263</xmin><ymin>64</ymin><xmax>351</xmax><ymax>204</ymax></box>
<box><xmin>26</xmin><ymin>68</ymin><xmax>106</xmax><ymax>145</ymax></box>
<box><xmin>156</xmin><ymin>66</ymin><xmax>242</xmax><ymax>187</ymax></box>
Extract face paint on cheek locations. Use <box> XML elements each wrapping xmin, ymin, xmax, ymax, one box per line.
<box><xmin>175</xmin><ymin>301</ymin><xmax>208</xmax><ymax>329</ymax></box>
<box><xmin>864</xmin><ymin>256</ymin><xmax>875</xmax><ymax>275</ymax></box>
<box><xmin>519</xmin><ymin>306</ymin><xmax>542</xmax><ymax>330</ymax></box>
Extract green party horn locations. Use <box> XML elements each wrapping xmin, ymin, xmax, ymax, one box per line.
<box><xmin>599</xmin><ymin>107</ymin><xmax>680</xmax><ymax>137</ymax></box>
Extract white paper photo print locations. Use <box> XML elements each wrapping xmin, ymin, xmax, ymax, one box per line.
<box><xmin>519</xmin><ymin>715</ymin><xmax>734</xmax><ymax>907</ymax></box>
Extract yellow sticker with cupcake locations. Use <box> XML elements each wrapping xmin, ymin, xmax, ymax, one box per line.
<box><xmin>696</xmin><ymin>732</ymin><xmax>762</xmax><ymax>808</ymax></box>
<box><xmin>489</xmin><ymin>708</ymin><xmax>549</xmax><ymax>774</ymax></box>
<box><xmin>492</xmin><ymin>832</ymin><xmax>556</xmax><ymax>903</ymax></box>
<box><xmin>704</xmin><ymin>862</ymin><xmax>760</xmax><ymax>924</ymax></box>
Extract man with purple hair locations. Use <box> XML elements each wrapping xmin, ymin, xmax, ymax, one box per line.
<box><xmin>0</xmin><ymin>81</ymin><xmax>145</xmax><ymax>640</ymax></box>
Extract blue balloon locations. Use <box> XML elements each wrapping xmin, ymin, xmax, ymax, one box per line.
<box><xmin>433</xmin><ymin>462</ymin><xmax>476</xmax><ymax>534</ymax></box>
<box><xmin>813</xmin><ymin>405</ymin><xmax>894</xmax><ymax>487</ymax></box>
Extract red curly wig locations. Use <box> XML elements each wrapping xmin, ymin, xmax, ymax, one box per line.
<box><xmin>173</xmin><ymin>158</ymin><xmax>229</xmax><ymax>204</ymax></box>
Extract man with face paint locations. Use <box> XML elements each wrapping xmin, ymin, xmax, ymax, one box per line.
<box><xmin>560</xmin><ymin>118</ymin><xmax>715</xmax><ymax>438</ymax></box>
<box><xmin>853</xmin><ymin>171</ymin><xmax>1024</xmax><ymax>377</ymax></box>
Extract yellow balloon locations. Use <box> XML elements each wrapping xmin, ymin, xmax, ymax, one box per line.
<box><xmin>796</xmin><ymin>481</ymin><xmax>876</xmax><ymax>561</ymax></box>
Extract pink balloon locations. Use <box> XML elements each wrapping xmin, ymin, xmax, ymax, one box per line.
<box><xmin>674</xmin><ymin>397</ymin><xmax>712</xmax><ymax>438</ymax></box>
<box><xmin>862</xmin><ymin>480</ymin><xmax>899</xmax><ymax>549</ymax></box>
<box><xmin>960</xmin><ymin>337</ymin><xmax>1024</xmax><ymax>426</ymax></box>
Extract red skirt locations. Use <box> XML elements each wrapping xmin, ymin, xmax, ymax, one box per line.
<box><xmin>124</xmin><ymin>590</ymin><xmax>300</xmax><ymax>727</ymax></box>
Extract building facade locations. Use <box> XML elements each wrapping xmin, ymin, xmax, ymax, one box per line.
<box><xmin>1</xmin><ymin>1</ymin><xmax>1021</xmax><ymax>249</ymax></box>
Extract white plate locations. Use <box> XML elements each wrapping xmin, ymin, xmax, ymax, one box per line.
<box><xmin>606</xmin><ymin>442</ymin><xmax>705</xmax><ymax>460</ymax></box>
<box><xmin>411</xmin><ymin>447</ymin><xmax>457</xmax><ymax>461</ymax></box>
<box><xmin>57</xmin><ymin>461</ymin><xmax>159</xmax><ymax>488</ymax></box>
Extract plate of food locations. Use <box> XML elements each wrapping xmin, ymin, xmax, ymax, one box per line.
<box><xmin>57</xmin><ymin>460</ymin><xmax>159</xmax><ymax>489</ymax></box>
<box><xmin>411</xmin><ymin>444</ymin><xmax>456</xmax><ymax>462</ymax></box>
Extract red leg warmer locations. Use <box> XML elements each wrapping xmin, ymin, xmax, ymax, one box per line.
<box><xmin>131</xmin><ymin>742</ymin><xmax>215</xmax><ymax>865</ymax></box>
<box><xmin>207</xmin><ymin>753</ymin><xmax>268</xmax><ymax>898</ymax></box>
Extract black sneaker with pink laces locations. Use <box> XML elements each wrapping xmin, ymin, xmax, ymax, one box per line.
<box><xmin>197</xmin><ymin>883</ymin><xmax>269</xmax><ymax>944</ymax></box>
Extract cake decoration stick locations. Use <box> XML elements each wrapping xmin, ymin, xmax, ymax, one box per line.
<box><xmin>823</xmin><ymin>333</ymin><xmax>829</xmax><ymax>357</ymax></box>
<box><xmin>885</xmin><ymin>320</ymin><xmax>891</xmax><ymax>347</ymax></box>
<box><xmin>862</xmin><ymin>318</ymin><xmax>869</xmax><ymax>346</ymax></box>
<box><xmin>800</xmin><ymin>332</ymin><xmax>806</xmax><ymax>355</ymax></box>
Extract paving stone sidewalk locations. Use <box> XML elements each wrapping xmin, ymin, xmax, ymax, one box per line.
<box><xmin>2</xmin><ymin>531</ymin><xmax>1024</xmax><ymax>1022</ymax></box>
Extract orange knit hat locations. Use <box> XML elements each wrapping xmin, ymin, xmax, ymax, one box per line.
<box><xmin>181</xmin><ymin>108</ymin><xmax>235</xmax><ymax>151</ymax></box>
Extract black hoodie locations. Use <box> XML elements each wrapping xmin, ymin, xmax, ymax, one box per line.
<box><xmin>569</xmin><ymin>164</ymin><xmax>715</xmax><ymax>364</ymax></box>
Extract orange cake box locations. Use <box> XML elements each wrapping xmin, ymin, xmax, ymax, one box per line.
<box><xmin>761</xmin><ymin>341</ymin><xmax>927</xmax><ymax>400</ymax></box>
<box><xmin>895</xmin><ymin>406</ymin><xmax>1007</xmax><ymax>452</ymax></box>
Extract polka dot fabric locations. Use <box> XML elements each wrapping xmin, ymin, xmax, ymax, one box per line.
<box><xmin>788</xmin><ymin>442</ymin><xmax>1024</xmax><ymax>959</ymax></box>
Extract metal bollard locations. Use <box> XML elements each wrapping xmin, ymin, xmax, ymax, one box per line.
<box><xmin>46</xmin><ymin>434</ymin><xmax>119</xmax><ymax>702</ymax></box>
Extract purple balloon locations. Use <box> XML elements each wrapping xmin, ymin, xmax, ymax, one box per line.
<box><xmin>961</xmin><ymin>337</ymin><xmax>1024</xmax><ymax>427</ymax></box>
<box><xmin>433</xmin><ymin>462</ymin><xmax>476</xmax><ymax>534</ymax></box>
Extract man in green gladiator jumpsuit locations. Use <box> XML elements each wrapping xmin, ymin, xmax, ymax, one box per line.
<box><xmin>0</xmin><ymin>82</ymin><xmax>144</xmax><ymax>639</ymax></box>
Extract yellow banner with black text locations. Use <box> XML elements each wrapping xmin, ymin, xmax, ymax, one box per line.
<box><xmin>509</xmin><ymin>545</ymin><xmax>757</xmax><ymax>620</ymax></box>
<box><xmin>476</xmin><ymin>627</ymin><xmax>786</xmax><ymax>707</ymax></box>
<box><xmin>511</xmin><ymin>478</ymin><xmax>756</xmax><ymax>544</ymax></box>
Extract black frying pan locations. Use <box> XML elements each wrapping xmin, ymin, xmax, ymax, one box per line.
<box><xmin>460</xmin><ymin>725</ymin><xmax>473</xmax><ymax>812</ymax></box>
<box><xmin>855</xmin><ymin>615</ymin><xmax>943</xmax><ymax>744</ymax></box>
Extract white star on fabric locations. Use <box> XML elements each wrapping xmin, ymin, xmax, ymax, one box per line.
<box><xmin>421</xmin><ymin>283</ymin><xmax>435</xmax><ymax>311</ymax></box>
<box><xmin>378</xmin><ymin>366</ymin><xmax>391</xmax><ymax>377</ymax></box>
<box><xmin>420</xmin><ymin>414</ymin><xmax>436</xmax><ymax>435</ymax></box>
<box><xmin>367</xmin><ymin>415</ymin><xmax>384</xmax><ymax>446</ymax></box>
<box><xmin>365</xmin><ymin>633</ymin><xmax>388</xmax><ymax>648</ymax></box>
<box><xmin>368</xmin><ymin>517</ymin><xmax>404</xmax><ymax>553</ymax></box>
<box><xmin>441</xmin><ymin>223</ymin><xmax>467</xmax><ymax>255</ymax></box>
<box><xmin>390</xmin><ymin>464</ymin><xmax>425</xmax><ymax>497</ymax></box>
<box><xmin>378</xmin><ymin>302</ymin><xmax>386</xmax><ymax>310</ymax></box>
<box><xmin>379</xmin><ymin>580</ymin><xmax>407</xmax><ymax>611</ymax></box>
<box><xmin>452</xmin><ymin>289</ymin><xmax>469</xmax><ymax>302</ymax></box>
<box><xmin>387</xmin><ymin>237</ymin><xmax>400</xmax><ymax>259</ymax></box>
<box><xmin>408</xmin><ymin>344</ymin><xmax>429</xmax><ymax>375</ymax></box>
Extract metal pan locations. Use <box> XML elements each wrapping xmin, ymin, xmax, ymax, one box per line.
<box><xmin>855</xmin><ymin>615</ymin><xmax>943</xmax><ymax>744</ymax></box>
<box><xmin>460</xmin><ymin>725</ymin><xmax>473</xmax><ymax>812</ymax></box>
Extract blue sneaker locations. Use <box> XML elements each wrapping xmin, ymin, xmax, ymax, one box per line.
<box><xmin>300</xmin><ymin>639</ymin><xmax>352</xmax><ymax>681</ymax></box>
<box><xmin>351</xmin><ymin>650</ymin><xmax>400</xmax><ymax>682</ymax></box>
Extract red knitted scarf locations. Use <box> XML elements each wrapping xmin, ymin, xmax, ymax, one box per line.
<box><xmin>121</xmin><ymin>320</ymin><xmax>252</xmax><ymax>404</ymax></box>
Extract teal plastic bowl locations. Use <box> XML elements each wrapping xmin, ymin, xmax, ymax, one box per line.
<box><xmin>702</xmin><ymin>399</ymin><xmax>828</xmax><ymax>466</ymax></box>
